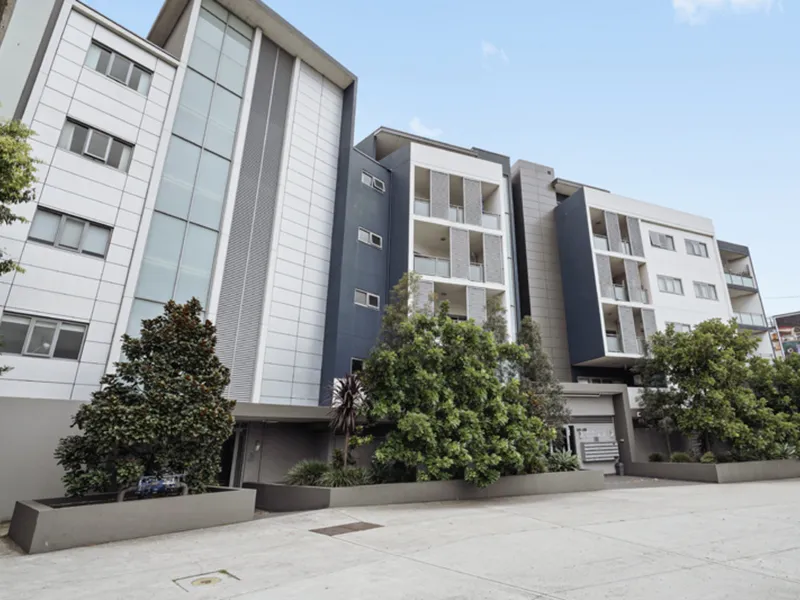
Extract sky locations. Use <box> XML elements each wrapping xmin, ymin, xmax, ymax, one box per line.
<box><xmin>86</xmin><ymin>0</ymin><xmax>799</xmax><ymax>315</ymax></box>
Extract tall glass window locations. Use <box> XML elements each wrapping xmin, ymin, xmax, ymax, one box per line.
<box><xmin>129</xmin><ymin>0</ymin><xmax>253</xmax><ymax>336</ymax></box>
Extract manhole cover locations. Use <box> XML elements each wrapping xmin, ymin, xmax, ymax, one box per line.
<box><xmin>311</xmin><ymin>521</ymin><xmax>382</xmax><ymax>536</ymax></box>
<box><xmin>174</xmin><ymin>570</ymin><xmax>238</xmax><ymax>592</ymax></box>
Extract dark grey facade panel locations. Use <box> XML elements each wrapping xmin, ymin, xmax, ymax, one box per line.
<box><xmin>595</xmin><ymin>254</ymin><xmax>613</xmax><ymax>299</ymax></box>
<box><xmin>623</xmin><ymin>259</ymin><xmax>643</xmax><ymax>303</ymax></box>
<box><xmin>717</xmin><ymin>240</ymin><xmax>750</xmax><ymax>256</ymax></box>
<box><xmin>463</xmin><ymin>178</ymin><xmax>482</xmax><ymax>227</ymax></box>
<box><xmin>381</xmin><ymin>145</ymin><xmax>411</xmax><ymax>291</ymax></box>
<box><xmin>430</xmin><ymin>170</ymin><xmax>449</xmax><ymax>220</ymax></box>
<box><xmin>510</xmin><ymin>175</ymin><xmax>531</xmax><ymax>319</ymax></box>
<box><xmin>483</xmin><ymin>233</ymin><xmax>504</xmax><ymax>284</ymax></box>
<box><xmin>604</xmin><ymin>210</ymin><xmax>622</xmax><ymax>253</ymax></box>
<box><xmin>554</xmin><ymin>189</ymin><xmax>604</xmax><ymax>366</ymax></box>
<box><xmin>216</xmin><ymin>37</ymin><xmax>291</xmax><ymax>402</ymax></box>
<box><xmin>626</xmin><ymin>216</ymin><xmax>644</xmax><ymax>257</ymax></box>
<box><xmin>450</xmin><ymin>228</ymin><xmax>469</xmax><ymax>280</ymax></box>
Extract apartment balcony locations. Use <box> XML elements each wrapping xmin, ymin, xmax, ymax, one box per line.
<box><xmin>593</xmin><ymin>234</ymin><xmax>633</xmax><ymax>255</ymax></box>
<box><xmin>469</xmin><ymin>263</ymin><xmax>484</xmax><ymax>283</ymax></box>
<box><xmin>725</xmin><ymin>271</ymin><xmax>757</xmax><ymax>290</ymax></box>
<box><xmin>481</xmin><ymin>212</ymin><xmax>501</xmax><ymax>230</ymax></box>
<box><xmin>414</xmin><ymin>198</ymin><xmax>431</xmax><ymax>217</ymax></box>
<box><xmin>414</xmin><ymin>254</ymin><xmax>450</xmax><ymax>278</ymax></box>
<box><xmin>612</xmin><ymin>284</ymin><xmax>650</xmax><ymax>304</ymax></box>
<box><xmin>606</xmin><ymin>335</ymin><xmax>646</xmax><ymax>355</ymax></box>
<box><xmin>734</xmin><ymin>311</ymin><xmax>770</xmax><ymax>330</ymax></box>
<box><xmin>450</xmin><ymin>205</ymin><xmax>464</xmax><ymax>223</ymax></box>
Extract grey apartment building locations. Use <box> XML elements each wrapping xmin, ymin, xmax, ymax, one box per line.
<box><xmin>0</xmin><ymin>0</ymin><xmax>773</xmax><ymax>518</ymax></box>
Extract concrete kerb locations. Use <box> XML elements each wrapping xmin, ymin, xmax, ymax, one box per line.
<box><xmin>245</xmin><ymin>470</ymin><xmax>605</xmax><ymax>512</ymax></box>
<box><xmin>626</xmin><ymin>459</ymin><xmax>800</xmax><ymax>483</ymax></box>
<box><xmin>8</xmin><ymin>486</ymin><xmax>256</xmax><ymax>554</ymax></box>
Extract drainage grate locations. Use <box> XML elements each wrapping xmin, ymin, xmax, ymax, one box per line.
<box><xmin>173</xmin><ymin>570</ymin><xmax>238</xmax><ymax>592</ymax></box>
<box><xmin>311</xmin><ymin>521</ymin><xmax>383</xmax><ymax>537</ymax></box>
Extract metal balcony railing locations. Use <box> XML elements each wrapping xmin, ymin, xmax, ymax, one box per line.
<box><xmin>734</xmin><ymin>312</ymin><xmax>768</xmax><ymax>327</ymax></box>
<box><xmin>414</xmin><ymin>198</ymin><xmax>430</xmax><ymax>217</ymax></box>
<box><xmin>613</xmin><ymin>284</ymin><xmax>629</xmax><ymax>302</ymax></box>
<box><xmin>594</xmin><ymin>234</ymin><xmax>609</xmax><ymax>251</ymax></box>
<box><xmin>469</xmin><ymin>263</ymin><xmax>484</xmax><ymax>282</ymax></box>
<box><xmin>612</xmin><ymin>285</ymin><xmax>650</xmax><ymax>304</ymax></box>
<box><xmin>482</xmin><ymin>212</ymin><xmax>501</xmax><ymax>230</ymax></box>
<box><xmin>449</xmin><ymin>205</ymin><xmax>464</xmax><ymax>223</ymax></box>
<box><xmin>606</xmin><ymin>335</ymin><xmax>621</xmax><ymax>353</ymax></box>
<box><xmin>725</xmin><ymin>272</ymin><xmax>756</xmax><ymax>289</ymax></box>
<box><xmin>414</xmin><ymin>255</ymin><xmax>450</xmax><ymax>278</ymax></box>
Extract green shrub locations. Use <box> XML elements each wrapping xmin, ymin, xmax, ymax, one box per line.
<box><xmin>284</xmin><ymin>460</ymin><xmax>329</xmax><ymax>486</ymax></box>
<box><xmin>700</xmin><ymin>452</ymin><xmax>716</xmax><ymax>464</ymax></box>
<box><xmin>648</xmin><ymin>452</ymin><xmax>665</xmax><ymax>463</ymax></box>
<box><xmin>774</xmin><ymin>443</ymin><xmax>797</xmax><ymax>460</ymax></box>
<box><xmin>547</xmin><ymin>450</ymin><xmax>580</xmax><ymax>472</ymax></box>
<box><xmin>319</xmin><ymin>466</ymin><xmax>372</xmax><ymax>488</ymax></box>
<box><xmin>715</xmin><ymin>452</ymin><xmax>734</xmax><ymax>463</ymax></box>
<box><xmin>670</xmin><ymin>452</ymin><xmax>693</xmax><ymax>463</ymax></box>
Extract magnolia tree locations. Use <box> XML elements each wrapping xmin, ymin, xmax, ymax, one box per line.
<box><xmin>360</xmin><ymin>273</ymin><xmax>553</xmax><ymax>488</ymax></box>
<box><xmin>55</xmin><ymin>299</ymin><xmax>234</xmax><ymax>495</ymax></box>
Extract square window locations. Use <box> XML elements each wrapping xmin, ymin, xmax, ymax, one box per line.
<box><xmin>59</xmin><ymin>218</ymin><xmax>84</xmax><ymax>250</ymax></box>
<box><xmin>357</xmin><ymin>228</ymin><xmax>370</xmax><ymax>244</ymax></box>
<box><xmin>28</xmin><ymin>210</ymin><xmax>60</xmax><ymax>244</ymax></box>
<box><xmin>0</xmin><ymin>315</ymin><xmax>30</xmax><ymax>354</ymax></box>
<box><xmin>370</xmin><ymin>233</ymin><xmax>382</xmax><ymax>248</ymax></box>
<box><xmin>361</xmin><ymin>172</ymin><xmax>372</xmax><ymax>187</ymax></box>
<box><xmin>354</xmin><ymin>289</ymin><xmax>368</xmax><ymax>306</ymax></box>
<box><xmin>109</xmin><ymin>54</ymin><xmax>132</xmax><ymax>84</ymax></box>
<box><xmin>86</xmin><ymin>44</ymin><xmax>112</xmax><ymax>75</ymax></box>
<box><xmin>128</xmin><ymin>66</ymin><xmax>151</xmax><ymax>94</ymax></box>
<box><xmin>350</xmin><ymin>358</ymin><xmax>364</xmax><ymax>373</ymax></box>
<box><xmin>372</xmin><ymin>178</ymin><xmax>386</xmax><ymax>193</ymax></box>
<box><xmin>368</xmin><ymin>294</ymin><xmax>379</xmax><ymax>308</ymax></box>
<box><xmin>53</xmin><ymin>324</ymin><xmax>86</xmax><ymax>360</ymax></box>
<box><xmin>85</xmin><ymin>130</ymin><xmax>111</xmax><ymax>161</ymax></box>
<box><xmin>83</xmin><ymin>224</ymin><xmax>111</xmax><ymax>257</ymax></box>
<box><xmin>26</xmin><ymin>320</ymin><xmax>57</xmax><ymax>356</ymax></box>
<box><xmin>107</xmin><ymin>139</ymin><xmax>132</xmax><ymax>172</ymax></box>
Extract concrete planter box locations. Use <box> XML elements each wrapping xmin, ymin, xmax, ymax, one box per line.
<box><xmin>8</xmin><ymin>486</ymin><xmax>255</xmax><ymax>554</ymax></box>
<box><xmin>627</xmin><ymin>460</ymin><xmax>800</xmax><ymax>483</ymax></box>
<box><xmin>245</xmin><ymin>470</ymin><xmax>604</xmax><ymax>512</ymax></box>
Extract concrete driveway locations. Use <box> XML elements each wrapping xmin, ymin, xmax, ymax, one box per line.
<box><xmin>3</xmin><ymin>479</ymin><xmax>800</xmax><ymax>599</ymax></box>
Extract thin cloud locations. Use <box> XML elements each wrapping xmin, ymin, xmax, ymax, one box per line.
<box><xmin>409</xmin><ymin>117</ymin><xmax>443</xmax><ymax>139</ymax></box>
<box><xmin>481</xmin><ymin>41</ymin><xmax>509</xmax><ymax>63</ymax></box>
<box><xmin>673</xmin><ymin>0</ymin><xmax>780</xmax><ymax>24</ymax></box>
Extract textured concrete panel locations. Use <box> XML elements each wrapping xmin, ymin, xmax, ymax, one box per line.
<box><xmin>626</xmin><ymin>215</ymin><xmax>644</xmax><ymax>257</ymax></box>
<box><xmin>604</xmin><ymin>210</ymin><xmax>622</xmax><ymax>253</ymax></box>
<box><xmin>450</xmin><ymin>228</ymin><xmax>469</xmax><ymax>280</ymax></box>
<box><xmin>596</xmin><ymin>253</ymin><xmax>613</xmax><ymax>299</ymax></box>
<box><xmin>641</xmin><ymin>308</ymin><xmax>657</xmax><ymax>341</ymax></box>
<box><xmin>430</xmin><ymin>170</ymin><xmax>449</xmax><ymax>220</ymax></box>
<box><xmin>463</xmin><ymin>178</ymin><xmax>482</xmax><ymax>226</ymax></box>
<box><xmin>415</xmin><ymin>279</ymin><xmax>434</xmax><ymax>315</ymax></box>
<box><xmin>467</xmin><ymin>286</ymin><xmax>486</xmax><ymax>324</ymax></box>
<box><xmin>617</xmin><ymin>304</ymin><xmax>637</xmax><ymax>353</ymax></box>
<box><xmin>483</xmin><ymin>233</ymin><xmax>504</xmax><ymax>284</ymax></box>
<box><xmin>623</xmin><ymin>259</ymin><xmax>642</xmax><ymax>302</ymax></box>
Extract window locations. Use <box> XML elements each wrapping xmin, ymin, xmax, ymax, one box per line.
<box><xmin>58</xmin><ymin>121</ymin><xmax>133</xmax><ymax>172</ymax></box>
<box><xmin>577</xmin><ymin>377</ymin><xmax>623</xmax><ymax>384</ymax></box>
<box><xmin>694</xmin><ymin>282</ymin><xmax>718</xmax><ymax>301</ymax></box>
<box><xmin>350</xmin><ymin>358</ymin><xmax>364</xmax><ymax>373</ymax></box>
<box><xmin>86</xmin><ymin>41</ymin><xmax>152</xmax><ymax>94</ymax></box>
<box><xmin>657</xmin><ymin>275</ymin><xmax>684</xmax><ymax>295</ymax></box>
<box><xmin>649</xmin><ymin>231</ymin><xmax>675</xmax><ymax>251</ymax></box>
<box><xmin>685</xmin><ymin>239</ymin><xmax>709</xmax><ymax>257</ymax></box>
<box><xmin>361</xmin><ymin>171</ymin><xmax>385</xmax><ymax>193</ymax></box>
<box><xmin>0</xmin><ymin>313</ymin><xmax>87</xmax><ymax>360</ymax></box>
<box><xmin>28</xmin><ymin>208</ymin><xmax>112</xmax><ymax>257</ymax></box>
<box><xmin>666</xmin><ymin>322</ymin><xmax>692</xmax><ymax>333</ymax></box>
<box><xmin>357</xmin><ymin>227</ymin><xmax>382</xmax><ymax>249</ymax></box>
<box><xmin>354</xmin><ymin>289</ymin><xmax>380</xmax><ymax>309</ymax></box>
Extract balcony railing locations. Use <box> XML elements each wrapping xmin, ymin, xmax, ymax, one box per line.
<box><xmin>449</xmin><ymin>314</ymin><xmax>468</xmax><ymax>322</ymax></box>
<box><xmin>607</xmin><ymin>335</ymin><xmax>621</xmax><ymax>353</ymax></box>
<box><xmin>449</xmin><ymin>205</ymin><xmax>464</xmax><ymax>223</ymax></box>
<box><xmin>469</xmin><ymin>263</ymin><xmax>484</xmax><ymax>282</ymax></box>
<box><xmin>637</xmin><ymin>337</ymin><xmax>647</xmax><ymax>355</ymax></box>
<box><xmin>592</xmin><ymin>234</ymin><xmax>633</xmax><ymax>255</ymax></box>
<box><xmin>414</xmin><ymin>198</ymin><xmax>430</xmax><ymax>217</ymax></box>
<box><xmin>482</xmin><ymin>212</ymin><xmax>501</xmax><ymax>230</ymax></box>
<box><xmin>734</xmin><ymin>311</ymin><xmax>768</xmax><ymax>328</ymax></box>
<box><xmin>621</xmin><ymin>240</ymin><xmax>632</xmax><ymax>255</ymax></box>
<box><xmin>414</xmin><ymin>255</ymin><xmax>450</xmax><ymax>278</ymax></box>
<box><xmin>725</xmin><ymin>272</ymin><xmax>756</xmax><ymax>289</ymax></box>
<box><xmin>612</xmin><ymin>285</ymin><xmax>650</xmax><ymax>304</ymax></box>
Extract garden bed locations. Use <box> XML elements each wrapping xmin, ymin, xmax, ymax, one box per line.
<box><xmin>245</xmin><ymin>470</ymin><xmax>604</xmax><ymax>512</ymax></box>
<box><xmin>8</xmin><ymin>486</ymin><xmax>255</xmax><ymax>554</ymax></box>
<box><xmin>626</xmin><ymin>460</ymin><xmax>800</xmax><ymax>483</ymax></box>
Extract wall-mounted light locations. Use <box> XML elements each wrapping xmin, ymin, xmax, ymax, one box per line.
<box><xmin>253</xmin><ymin>440</ymin><xmax>261</xmax><ymax>452</ymax></box>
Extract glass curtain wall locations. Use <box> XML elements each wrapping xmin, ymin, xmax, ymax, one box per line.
<box><xmin>128</xmin><ymin>0</ymin><xmax>253</xmax><ymax>334</ymax></box>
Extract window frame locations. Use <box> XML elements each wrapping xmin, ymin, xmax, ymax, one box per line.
<box><xmin>28</xmin><ymin>208</ymin><xmax>113</xmax><ymax>258</ymax></box>
<box><xmin>350</xmin><ymin>357</ymin><xmax>365</xmax><ymax>373</ymax></box>
<box><xmin>666</xmin><ymin>322</ymin><xmax>692</xmax><ymax>333</ymax></box>
<box><xmin>361</xmin><ymin>170</ymin><xmax>386</xmax><ymax>194</ymax></box>
<box><xmin>357</xmin><ymin>227</ymin><xmax>383</xmax><ymax>249</ymax></box>
<box><xmin>685</xmin><ymin>239</ymin><xmax>709</xmax><ymax>258</ymax></box>
<box><xmin>354</xmin><ymin>288</ymin><xmax>380</xmax><ymax>310</ymax></box>
<box><xmin>86</xmin><ymin>40</ymin><xmax>152</xmax><ymax>95</ymax></box>
<box><xmin>693</xmin><ymin>281</ymin><xmax>719</xmax><ymax>301</ymax></box>
<box><xmin>649</xmin><ymin>231</ymin><xmax>675</xmax><ymax>251</ymax></box>
<box><xmin>59</xmin><ymin>120</ymin><xmax>134</xmax><ymax>172</ymax></box>
<box><xmin>657</xmin><ymin>275</ymin><xmax>684</xmax><ymax>296</ymax></box>
<box><xmin>0</xmin><ymin>312</ymin><xmax>88</xmax><ymax>360</ymax></box>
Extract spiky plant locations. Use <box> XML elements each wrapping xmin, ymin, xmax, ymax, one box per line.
<box><xmin>329</xmin><ymin>373</ymin><xmax>366</xmax><ymax>462</ymax></box>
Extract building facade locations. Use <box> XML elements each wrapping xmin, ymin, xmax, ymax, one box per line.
<box><xmin>0</xmin><ymin>0</ymin><xmax>775</xmax><ymax>517</ymax></box>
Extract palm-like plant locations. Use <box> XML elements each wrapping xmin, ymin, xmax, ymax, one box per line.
<box><xmin>329</xmin><ymin>373</ymin><xmax>366</xmax><ymax>462</ymax></box>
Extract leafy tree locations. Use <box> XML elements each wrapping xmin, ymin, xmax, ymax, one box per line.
<box><xmin>750</xmin><ymin>353</ymin><xmax>800</xmax><ymax>417</ymax></box>
<box><xmin>55</xmin><ymin>299</ymin><xmax>234</xmax><ymax>495</ymax></box>
<box><xmin>361</xmin><ymin>277</ymin><xmax>553</xmax><ymax>488</ymax></box>
<box><xmin>516</xmin><ymin>316</ymin><xmax>570</xmax><ymax>430</ymax></box>
<box><xmin>0</xmin><ymin>119</ymin><xmax>38</xmax><ymax>276</ymax></box>
<box><xmin>639</xmin><ymin>319</ymin><xmax>797</xmax><ymax>458</ymax></box>
<box><xmin>483</xmin><ymin>295</ymin><xmax>508</xmax><ymax>344</ymax></box>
